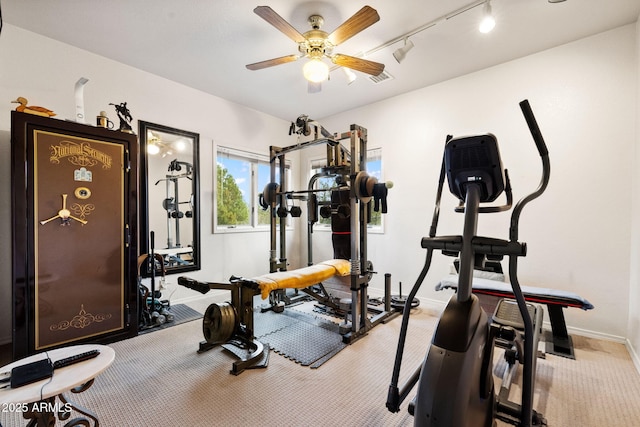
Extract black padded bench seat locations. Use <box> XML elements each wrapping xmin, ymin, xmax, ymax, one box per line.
<box><xmin>436</xmin><ymin>275</ymin><xmax>594</xmax><ymax>359</ymax></box>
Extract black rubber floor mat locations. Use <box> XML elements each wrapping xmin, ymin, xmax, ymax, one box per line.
<box><xmin>255</xmin><ymin>308</ymin><xmax>346</xmax><ymax>367</ymax></box>
<box><xmin>254</xmin><ymin>310</ymin><xmax>299</xmax><ymax>337</ymax></box>
<box><xmin>139</xmin><ymin>304</ymin><xmax>202</xmax><ymax>335</ymax></box>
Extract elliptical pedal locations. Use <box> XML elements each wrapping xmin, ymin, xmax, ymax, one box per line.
<box><xmin>493</xmin><ymin>298</ymin><xmax>538</xmax><ymax>330</ymax></box>
<box><xmin>493</xmin><ymin>298</ymin><xmax>546</xmax><ymax>426</ymax></box>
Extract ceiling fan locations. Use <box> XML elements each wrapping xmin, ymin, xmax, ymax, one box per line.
<box><xmin>246</xmin><ymin>5</ymin><xmax>385</xmax><ymax>84</ymax></box>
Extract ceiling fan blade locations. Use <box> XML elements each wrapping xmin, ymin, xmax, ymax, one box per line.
<box><xmin>246</xmin><ymin>55</ymin><xmax>300</xmax><ymax>71</ymax></box>
<box><xmin>332</xmin><ymin>54</ymin><xmax>384</xmax><ymax>76</ymax></box>
<box><xmin>254</xmin><ymin>6</ymin><xmax>306</xmax><ymax>44</ymax></box>
<box><xmin>327</xmin><ymin>6</ymin><xmax>380</xmax><ymax>46</ymax></box>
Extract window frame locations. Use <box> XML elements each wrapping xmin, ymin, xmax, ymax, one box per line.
<box><xmin>214</xmin><ymin>144</ymin><xmax>290</xmax><ymax>233</ymax></box>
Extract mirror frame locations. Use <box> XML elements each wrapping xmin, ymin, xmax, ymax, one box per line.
<box><xmin>138</xmin><ymin>121</ymin><xmax>201</xmax><ymax>274</ymax></box>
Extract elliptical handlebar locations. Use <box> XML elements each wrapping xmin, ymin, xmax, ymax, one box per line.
<box><xmin>509</xmin><ymin>100</ymin><xmax>551</xmax><ymax>242</ymax></box>
<box><xmin>519</xmin><ymin>99</ymin><xmax>549</xmax><ymax>157</ymax></box>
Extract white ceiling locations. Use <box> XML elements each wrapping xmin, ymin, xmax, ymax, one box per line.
<box><xmin>3</xmin><ymin>0</ymin><xmax>640</xmax><ymax>121</ymax></box>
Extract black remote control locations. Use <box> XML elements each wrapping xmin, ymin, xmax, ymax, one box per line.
<box><xmin>52</xmin><ymin>349</ymin><xmax>100</xmax><ymax>370</ymax></box>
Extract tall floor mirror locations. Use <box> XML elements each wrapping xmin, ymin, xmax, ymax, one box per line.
<box><xmin>139</xmin><ymin>121</ymin><xmax>200</xmax><ymax>274</ymax></box>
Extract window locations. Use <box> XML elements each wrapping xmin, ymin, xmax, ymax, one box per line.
<box><xmin>215</xmin><ymin>146</ymin><xmax>289</xmax><ymax>231</ymax></box>
<box><xmin>309</xmin><ymin>148</ymin><xmax>384</xmax><ymax>231</ymax></box>
<box><xmin>367</xmin><ymin>148</ymin><xmax>383</xmax><ymax>229</ymax></box>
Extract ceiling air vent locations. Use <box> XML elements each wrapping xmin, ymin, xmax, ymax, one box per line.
<box><xmin>368</xmin><ymin>70</ymin><xmax>394</xmax><ymax>84</ymax></box>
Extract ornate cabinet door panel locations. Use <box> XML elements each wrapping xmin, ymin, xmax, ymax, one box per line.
<box><xmin>11</xmin><ymin>111</ymin><xmax>139</xmax><ymax>359</ymax></box>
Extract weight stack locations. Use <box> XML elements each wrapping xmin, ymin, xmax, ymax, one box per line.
<box><xmin>331</xmin><ymin>188</ymin><xmax>351</xmax><ymax>260</ymax></box>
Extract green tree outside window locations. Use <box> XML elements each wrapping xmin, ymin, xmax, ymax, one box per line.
<box><xmin>216</xmin><ymin>164</ymin><xmax>249</xmax><ymax>226</ymax></box>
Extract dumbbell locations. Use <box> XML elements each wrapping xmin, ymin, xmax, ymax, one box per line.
<box><xmin>160</xmin><ymin>307</ymin><xmax>175</xmax><ymax>322</ymax></box>
<box><xmin>319</xmin><ymin>204</ymin><xmax>350</xmax><ymax>219</ymax></box>
<box><xmin>151</xmin><ymin>311</ymin><xmax>166</xmax><ymax>325</ymax></box>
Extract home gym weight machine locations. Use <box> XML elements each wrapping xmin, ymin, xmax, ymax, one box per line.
<box><xmin>261</xmin><ymin>116</ymin><xmax>397</xmax><ymax>343</ymax></box>
<box><xmin>176</xmin><ymin>118</ymin><xmax>397</xmax><ymax>374</ymax></box>
<box><xmin>386</xmin><ymin>100</ymin><xmax>550</xmax><ymax>426</ymax></box>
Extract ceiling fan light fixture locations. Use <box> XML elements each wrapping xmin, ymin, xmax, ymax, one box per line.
<box><xmin>248</xmin><ymin>6</ymin><xmax>384</xmax><ymax>85</ymax></box>
<box><xmin>479</xmin><ymin>1</ymin><xmax>496</xmax><ymax>34</ymax></box>
<box><xmin>303</xmin><ymin>59</ymin><xmax>329</xmax><ymax>83</ymax></box>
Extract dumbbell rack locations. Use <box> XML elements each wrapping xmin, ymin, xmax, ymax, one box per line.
<box><xmin>139</xmin><ymin>231</ymin><xmax>175</xmax><ymax>330</ymax></box>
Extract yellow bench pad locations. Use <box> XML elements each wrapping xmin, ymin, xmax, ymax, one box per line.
<box><xmin>253</xmin><ymin>259</ymin><xmax>351</xmax><ymax>299</ymax></box>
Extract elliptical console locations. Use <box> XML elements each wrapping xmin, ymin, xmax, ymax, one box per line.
<box><xmin>445</xmin><ymin>133</ymin><xmax>505</xmax><ymax>203</ymax></box>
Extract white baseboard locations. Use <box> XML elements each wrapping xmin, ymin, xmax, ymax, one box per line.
<box><xmin>564</xmin><ymin>325</ymin><xmax>627</xmax><ymax>344</ymax></box>
<box><xmin>625</xmin><ymin>339</ymin><xmax>640</xmax><ymax>374</ymax></box>
<box><xmin>172</xmin><ymin>289</ymin><xmax>228</xmax><ymax>305</ymax></box>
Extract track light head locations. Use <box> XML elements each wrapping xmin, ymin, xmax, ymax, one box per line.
<box><xmin>342</xmin><ymin>67</ymin><xmax>357</xmax><ymax>84</ymax></box>
<box><xmin>479</xmin><ymin>1</ymin><xmax>496</xmax><ymax>34</ymax></box>
<box><xmin>393</xmin><ymin>38</ymin><xmax>414</xmax><ymax>64</ymax></box>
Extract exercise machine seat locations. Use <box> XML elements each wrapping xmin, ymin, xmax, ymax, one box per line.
<box><xmin>436</xmin><ymin>274</ymin><xmax>593</xmax><ymax>359</ymax></box>
<box><xmin>436</xmin><ymin>275</ymin><xmax>593</xmax><ymax>310</ymax></box>
<box><xmin>253</xmin><ymin>259</ymin><xmax>351</xmax><ymax>299</ymax></box>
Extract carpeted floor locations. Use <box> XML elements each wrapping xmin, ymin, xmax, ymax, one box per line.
<box><xmin>1</xmin><ymin>294</ymin><xmax>639</xmax><ymax>426</ymax></box>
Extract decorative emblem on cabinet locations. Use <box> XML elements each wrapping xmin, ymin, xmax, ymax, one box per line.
<box><xmin>70</xmin><ymin>203</ymin><xmax>95</xmax><ymax>221</ymax></box>
<box><xmin>49</xmin><ymin>140</ymin><xmax>113</xmax><ymax>169</ymax></box>
<box><xmin>49</xmin><ymin>304</ymin><xmax>113</xmax><ymax>331</ymax></box>
<box><xmin>74</xmin><ymin>167</ymin><xmax>93</xmax><ymax>182</ymax></box>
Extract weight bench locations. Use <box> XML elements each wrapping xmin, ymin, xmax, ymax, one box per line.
<box><xmin>178</xmin><ymin>259</ymin><xmax>395</xmax><ymax>373</ymax></box>
<box><xmin>436</xmin><ymin>275</ymin><xmax>594</xmax><ymax>359</ymax></box>
<box><xmin>252</xmin><ymin>259</ymin><xmax>351</xmax><ymax>299</ymax></box>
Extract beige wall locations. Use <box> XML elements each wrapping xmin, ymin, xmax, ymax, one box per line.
<box><xmin>309</xmin><ymin>25</ymin><xmax>637</xmax><ymax>346</ymax></box>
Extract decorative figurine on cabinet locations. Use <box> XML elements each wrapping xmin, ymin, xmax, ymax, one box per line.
<box><xmin>110</xmin><ymin>101</ymin><xmax>134</xmax><ymax>134</ymax></box>
<box><xmin>12</xmin><ymin>96</ymin><xmax>56</xmax><ymax>117</ymax></box>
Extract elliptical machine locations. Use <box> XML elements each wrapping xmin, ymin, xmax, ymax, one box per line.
<box><xmin>386</xmin><ymin>100</ymin><xmax>550</xmax><ymax>426</ymax></box>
